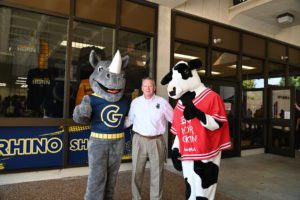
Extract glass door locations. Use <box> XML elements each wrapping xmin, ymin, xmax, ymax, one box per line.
<box><xmin>204</xmin><ymin>79</ymin><xmax>240</xmax><ymax>158</ymax></box>
<box><xmin>268</xmin><ymin>87</ymin><xmax>295</xmax><ymax>157</ymax></box>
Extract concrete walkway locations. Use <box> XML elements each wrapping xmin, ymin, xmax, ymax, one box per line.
<box><xmin>217</xmin><ymin>153</ymin><xmax>300</xmax><ymax>200</ymax></box>
<box><xmin>1</xmin><ymin>153</ymin><xmax>300</xmax><ymax>200</ymax></box>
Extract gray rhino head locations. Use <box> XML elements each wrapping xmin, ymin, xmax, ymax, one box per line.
<box><xmin>89</xmin><ymin>50</ymin><xmax>129</xmax><ymax>102</ymax></box>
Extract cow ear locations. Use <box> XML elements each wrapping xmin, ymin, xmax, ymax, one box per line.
<box><xmin>188</xmin><ymin>59</ymin><xmax>202</xmax><ymax>70</ymax></box>
<box><xmin>161</xmin><ymin>71</ymin><xmax>172</xmax><ymax>85</ymax></box>
<box><xmin>89</xmin><ymin>50</ymin><xmax>101</xmax><ymax>68</ymax></box>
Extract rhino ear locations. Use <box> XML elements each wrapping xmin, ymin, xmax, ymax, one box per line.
<box><xmin>89</xmin><ymin>50</ymin><xmax>101</xmax><ymax>68</ymax></box>
<box><xmin>122</xmin><ymin>55</ymin><xmax>129</xmax><ymax>69</ymax></box>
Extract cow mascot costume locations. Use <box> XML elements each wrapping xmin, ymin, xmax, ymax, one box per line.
<box><xmin>73</xmin><ymin>50</ymin><xmax>129</xmax><ymax>200</ymax></box>
<box><xmin>161</xmin><ymin>59</ymin><xmax>231</xmax><ymax>200</ymax></box>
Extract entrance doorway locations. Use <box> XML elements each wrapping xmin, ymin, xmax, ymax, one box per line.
<box><xmin>204</xmin><ymin>79</ymin><xmax>240</xmax><ymax>158</ymax></box>
<box><xmin>267</xmin><ymin>87</ymin><xmax>296</xmax><ymax>157</ymax></box>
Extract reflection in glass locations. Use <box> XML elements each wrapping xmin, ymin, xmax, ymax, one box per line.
<box><xmin>268</xmin><ymin>62</ymin><xmax>285</xmax><ymax>86</ymax></box>
<box><xmin>71</xmin><ymin>22</ymin><xmax>114</xmax><ymax>117</ymax></box>
<box><xmin>174</xmin><ymin>42</ymin><xmax>206</xmax><ymax>75</ymax></box>
<box><xmin>242</xmin><ymin>91</ymin><xmax>263</xmax><ymax>118</ymax></box>
<box><xmin>219</xmin><ymin>86</ymin><xmax>235</xmax><ymax>150</ymax></box>
<box><xmin>288</xmin><ymin>66</ymin><xmax>300</xmax><ymax>87</ymax></box>
<box><xmin>272</xmin><ymin>125</ymin><xmax>290</xmax><ymax>149</ymax></box>
<box><xmin>288</xmin><ymin>76</ymin><xmax>300</xmax><ymax>87</ymax></box>
<box><xmin>241</xmin><ymin>122</ymin><xmax>264</xmax><ymax>148</ymax></box>
<box><xmin>212</xmin><ymin>51</ymin><xmax>237</xmax><ymax>79</ymax></box>
<box><xmin>0</xmin><ymin>7</ymin><xmax>67</xmax><ymax>118</ymax></box>
<box><xmin>272</xmin><ymin>90</ymin><xmax>290</xmax><ymax>119</ymax></box>
<box><xmin>242</xmin><ymin>57</ymin><xmax>264</xmax><ymax>89</ymax></box>
<box><xmin>118</xmin><ymin>31</ymin><xmax>153</xmax><ymax>98</ymax></box>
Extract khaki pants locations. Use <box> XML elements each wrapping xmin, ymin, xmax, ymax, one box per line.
<box><xmin>131</xmin><ymin>133</ymin><xmax>166</xmax><ymax>200</ymax></box>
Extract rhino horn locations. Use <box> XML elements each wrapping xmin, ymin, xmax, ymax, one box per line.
<box><xmin>109</xmin><ymin>50</ymin><xmax>122</xmax><ymax>74</ymax></box>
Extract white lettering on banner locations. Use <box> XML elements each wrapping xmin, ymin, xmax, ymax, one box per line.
<box><xmin>0</xmin><ymin>137</ymin><xmax>62</xmax><ymax>156</ymax></box>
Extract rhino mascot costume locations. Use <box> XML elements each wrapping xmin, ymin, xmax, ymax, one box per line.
<box><xmin>73</xmin><ymin>50</ymin><xmax>129</xmax><ymax>200</ymax></box>
<box><xmin>161</xmin><ymin>59</ymin><xmax>231</xmax><ymax>200</ymax></box>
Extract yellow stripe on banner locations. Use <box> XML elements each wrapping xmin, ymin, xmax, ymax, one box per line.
<box><xmin>91</xmin><ymin>132</ymin><xmax>124</xmax><ymax>139</ymax></box>
<box><xmin>68</xmin><ymin>126</ymin><xmax>91</xmax><ymax>133</ymax></box>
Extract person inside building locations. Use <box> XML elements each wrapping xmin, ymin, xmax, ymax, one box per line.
<box><xmin>295</xmin><ymin>103</ymin><xmax>300</xmax><ymax>150</ymax></box>
<box><xmin>75</xmin><ymin>46</ymin><xmax>106</xmax><ymax>105</ymax></box>
<box><xmin>125</xmin><ymin>77</ymin><xmax>173</xmax><ymax>200</ymax></box>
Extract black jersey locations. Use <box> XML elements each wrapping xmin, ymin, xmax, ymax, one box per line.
<box><xmin>26</xmin><ymin>68</ymin><xmax>55</xmax><ymax>110</ymax></box>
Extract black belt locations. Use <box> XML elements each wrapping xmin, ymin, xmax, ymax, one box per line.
<box><xmin>133</xmin><ymin>131</ymin><xmax>162</xmax><ymax>139</ymax></box>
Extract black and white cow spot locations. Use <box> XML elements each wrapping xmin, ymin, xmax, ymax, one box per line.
<box><xmin>174</xmin><ymin>63</ymin><xmax>193</xmax><ymax>80</ymax></box>
<box><xmin>185</xmin><ymin>178</ymin><xmax>191</xmax><ymax>200</ymax></box>
<box><xmin>185</xmin><ymin>177</ymin><xmax>209</xmax><ymax>200</ymax></box>
<box><xmin>194</xmin><ymin>160</ymin><xmax>219</xmax><ymax>189</ymax></box>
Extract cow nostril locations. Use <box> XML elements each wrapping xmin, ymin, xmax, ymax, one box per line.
<box><xmin>106</xmin><ymin>73</ymin><xmax>110</xmax><ymax>79</ymax></box>
<box><xmin>169</xmin><ymin>87</ymin><xmax>176</xmax><ymax>96</ymax></box>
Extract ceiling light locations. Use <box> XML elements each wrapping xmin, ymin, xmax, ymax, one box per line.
<box><xmin>211</xmin><ymin>71</ymin><xmax>221</xmax><ymax>75</ymax></box>
<box><xmin>277</xmin><ymin>13</ymin><xmax>294</xmax><ymax>24</ymax></box>
<box><xmin>228</xmin><ymin>65</ymin><xmax>255</xmax><ymax>70</ymax></box>
<box><xmin>17</xmin><ymin>77</ymin><xmax>27</xmax><ymax>80</ymax></box>
<box><xmin>0</xmin><ymin>83</ymin><xmax>7</xmax><ymax>87</ymax></box>
<box><xmin>198</xmin><ymin>70</ymin><xmax>221</xmax><ymax>75</ymax></box>
<box><xmin>174</xmin><ymin>53</ymin><xmax>198</xmax><ymax>60</ymax></box>
<box><xmin>60</xmin><ymin>41</ymin><xmax>105</xmax><ymax>49</ymax></box>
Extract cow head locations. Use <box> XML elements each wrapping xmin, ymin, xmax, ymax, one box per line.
<box><xmin>161</xmin><ymin>59</ymin><xmax>203</xmax><ymax>99</ymax></box>
<box><xmin>89</xmin><ymin>50</ymin><xmax>129</xmax><ymax>102</ymax></box>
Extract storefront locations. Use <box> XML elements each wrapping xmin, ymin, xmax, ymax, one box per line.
<box><xmin>0</xmin><ymin>0</ymin><xmax>158</xmax><ymax>172</ymax></box>
<box><xmin>0</xmin><ymin>0</ymin><xmax>299</xmax><ymax>173</ymax></box>
<box><xmin>170</xmin><ymin>10</ymin><xmax>300</xmax><ymax>158</ymax></box>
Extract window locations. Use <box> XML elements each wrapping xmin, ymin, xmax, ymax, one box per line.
<box><xmin>288</xmin><ymin>66</ymin><xmax>300</xmax><ymax>87</ymax></box>
<box><xmin>243</xmin><ymin>91</ymin><xmax>263</xmax><ymax>119</ymax></box>
<box><xmin>212</xmin><ymin>26</ymin><xmax>239</xmax><ymax>51</ymax></box>
<box><xmin>268</xmin><ymin>62</ymin><xmax>286</xmax><ymax>86</ymax></box>
<box><xmin>117</xmin><ymin>31</ymin><xmax>154</xmax><ymax>98</ymax></box>
<box><xmin>175</xmin><ymin>16</ymin><xmax>209</xmax><ymax>44</ymax></box>
<box><xmin>242</xmin><ymin>34</ymin><xmax>265</xmax><ymax>58</ymax></box>
<box><xmin>271</xmin><ymin>89</ymin><xmax>290</xmax><ymax>119</ymax></box>
<box><xmin>173</xmin><ymin>42</ymin><xmax>206</xmax><ymax>75</ymax></box>
<box><xmin>211</xmin><ymin>51</ymin><xmax>237</xmax><ymax>79</ymax></box>
<box><xmin>241</xmin><ymin>90</ymin><xmax>264</xmax><ymax>148</ymax></box>
<box><xmin>289</xmin><ymin>47</ymin><xmax>300</xmax><ymax>66</ymax></box>
<box><xmin>2</xmin><ymin>0</ymin><xmax>69</xmax><ymax>15</ymax></box>
<box><xmin>120</xmin><ymin>0</ymin><xmax>156</xmax><ymax>33</ymax></box>
<box><xmin>71</xmin><ymin>21</ymin><xmax>115</xmax><ymax>116</ymax></box>
<box><xmin>0</xmin><ymin>7</ymin><xmax>68</xmax><ymax>118</ymax></box>
<box><xmin>242</xmin><ymin>57</ymin><xmax>264</xmax><ymax>89</ymax></box>
<box><xmin>75</xmin><ymin>0</ymin><xmax>117</xmax><ymax>25</ymax></box>
<box><xmin>268</xmin><ymin>41</ymin><xmax>287</xmax><ymax>62</ymax></box>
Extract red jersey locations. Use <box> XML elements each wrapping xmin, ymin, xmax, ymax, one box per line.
<box><xmin>170</xmin><ymin>88</ymin><xmax>231</xmax><ymax>160</ymax></box>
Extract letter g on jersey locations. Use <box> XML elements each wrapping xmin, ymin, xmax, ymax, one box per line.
<box><xmin>100</xmin><ymin>105</ymin><xmax>123</xmax><ymax>128</ymax></box>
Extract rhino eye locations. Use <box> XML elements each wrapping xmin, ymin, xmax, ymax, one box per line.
<box><xmin>98</xmin><ymin>66</ymin><xmax>103</xmax><ymax>72</ymax></box>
